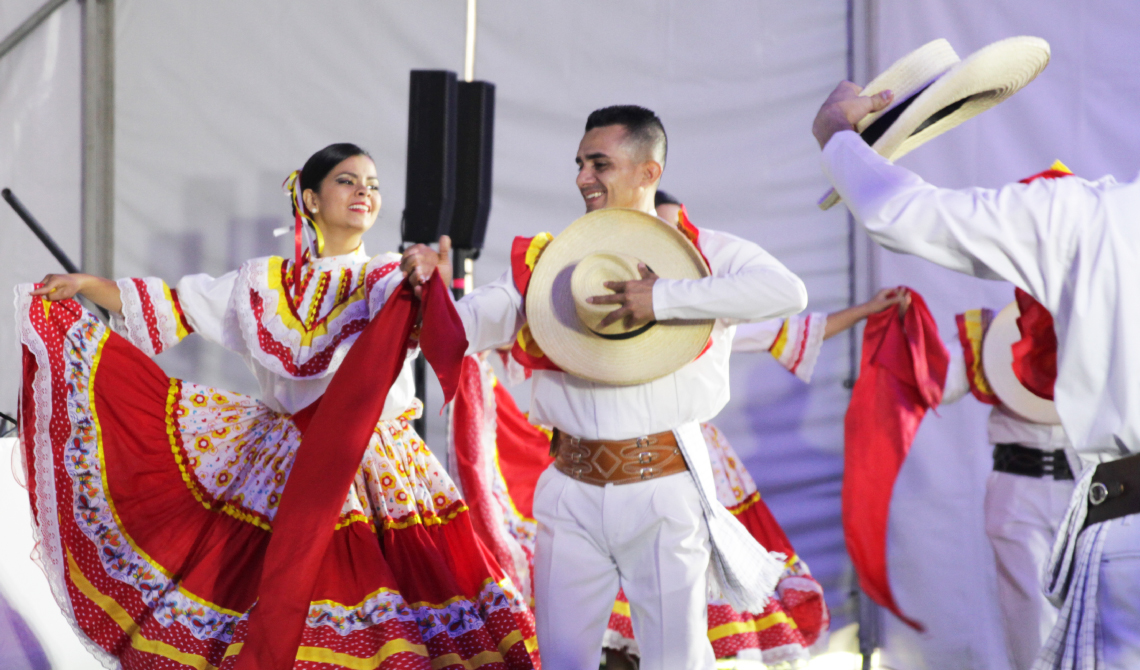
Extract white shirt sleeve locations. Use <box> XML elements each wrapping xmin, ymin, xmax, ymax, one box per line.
<box><xmin>941</xmin><ymin>345</ymin><xmax>970</xmax><ymax>406</ymax></box>
<box><xmin>175</xmin><ymin>271</ymin><xmax>239</xmax><ymax>346</ymax></box>
<box><xmin>731</xmin><ymin>319</ymin><xmax>785</xmax><ymax>352</ymax></box>
<box><xmin>652</xmin><ymin>228</ymin><xmax>808</xmax><ymax>323</ymax></box>
<box><xmin>821</xmin><ymin>130</ymin><xmax>1103</xmax><ymax>312</ymax></box>
<box><xmin>456</xmin><ymin>271</ymin><xmax>526</xmax><ymax>355</ymax></box>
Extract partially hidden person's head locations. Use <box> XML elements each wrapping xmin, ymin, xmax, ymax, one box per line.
<box><xmin>576</xmin><ymin>105</ymin><xmax>667</xmax><ymax>214</ymax></box>
<box><xmin>299</xmin><ymin>143</ymin><xmax>380</xmax><ymax>244</ymax></box>
<box><xmin>654</xmin><ymin>189</ymin><xmax>682</xmax><ymax>225</ymax></box>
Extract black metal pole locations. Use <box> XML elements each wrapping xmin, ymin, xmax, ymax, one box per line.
<box><xmin>4</xmin><ymin>187</ymin><xmax>110</xmax><ymax>321</ymax></box>
<box><xmin>4</xmin><ymin>188</ymin><xmax>81</xmax><ymax>273</ymax></box>
<box><xmin>0</xmin><ymin>411</ymin><xmax>17</xmax><ymax>437</ymax></box>
<box><xmin>413</xmin><ymin>356</ymin><xmax>428</xmax><ymax>438</ymax></box>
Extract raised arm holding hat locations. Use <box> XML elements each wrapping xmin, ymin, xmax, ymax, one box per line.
<box><xmin>456</xmin><ymin>106</ymin><xmax>807</xmax><ymax>669</ymax></box>
<box><xmin>813</xmin><ymin>38</ymin><xmax>1140</xmax><ymax>668</ymax></box>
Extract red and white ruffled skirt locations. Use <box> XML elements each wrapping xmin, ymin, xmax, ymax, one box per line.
<box><xmin>17</xmin><ymin>295</ymin><xmax>538</xmax><ymax>669</ymax></box>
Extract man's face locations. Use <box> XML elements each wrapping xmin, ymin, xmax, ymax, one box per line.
<box><xmin>575</xmin><ymin>125</ymin><xmax>650</xmax><ymax>212</ymax></box>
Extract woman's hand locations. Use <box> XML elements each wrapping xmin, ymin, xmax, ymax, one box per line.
<box><xmin>30</xmin><ymin>273</ymin><xmax>89</xmax><ymax>301</ymax></box>
<box><xmin>400</xmin><ymin>235</ymin><xmax>453</xmax><ymax>297</ymax></box>
<box><xmin>29</xmin><ymin>273</ymin><xmax>123</xmax><ymax>313</ymax></box>
<box><xmin>864</xmin><ymin>286</ymin><xmax>911</xmax><ymax>318</ymax></box>
<box><xmin>823</xmin><ymin>286</ymin><xmax>912</xmax><ymax>340</ymax></box>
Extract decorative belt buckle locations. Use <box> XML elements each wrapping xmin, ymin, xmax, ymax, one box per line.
<box><xmin>639</xmin><ymin>467</ymin><xmax>657</xmax><ymax>480</ymax></box>
<box><xmin>637</xmin><ymin>451</ymin><xmax>653</xmax><ymax>465</ymax></box>
<box><xmin>570</xmin><ymin>452</ymin><xmax>583</xmax><ymax>464</ymax></box>
<box><xmin>1089</xmin><ymin>482</ymin><xmax>1109</xmax><ymax>506</ymax></box>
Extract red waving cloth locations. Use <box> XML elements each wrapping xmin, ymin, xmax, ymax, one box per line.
<box><xmin>236</xmin><ymin>272</ymin><xmax>467</xmax><ymax>670</ymax></box>
<box><xmin>1010</xmin><ymin>288</ymin><xmax>1057</xmax><ymax>401</ymax></box>
<box><xmin>843</xmin><ymin>289</ymin><xmax>948</xmax><ymax>631</ymax></box>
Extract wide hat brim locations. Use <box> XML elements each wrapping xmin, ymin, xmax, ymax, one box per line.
<box><xmin>526</xmin><ymin>208</ymin><xmax>713</xmax><ymax>386</ymax></box>
<box><xmin>821</xmin><ymin>36</ymin><xmax>1051</xmax><ymax>209</ymax></box>
<box><xmin>982</xmin><ymin>301</ymin><xmax>1061</xmax><ymax>425</ymax></box>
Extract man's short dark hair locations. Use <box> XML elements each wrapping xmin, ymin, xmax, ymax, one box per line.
<box><xmin>585</xmin><ymin>105</ymin><xmax>667</xmax><ymax>166</ymax></box>
<box><xmin>654</xmin><ymin>190</ymin><xmax>681</xmax><ymax>207</ymax></box>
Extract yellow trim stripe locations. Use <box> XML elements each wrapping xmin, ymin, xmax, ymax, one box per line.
<box><xmin>382</xmin><ymin>503</ymin><xmax>468</xmax><ymax>531</ymax></box>
<box><xmin>768</xmin><ymin>320</ymin><xmax>790</xmax><ymax>359</ymax></box>
<box><xmin>727</xmin><ymin>491</ymin><xmax>760</xmax><ymax>516</ymax></box>
<box><xmin>707</xmin><ymin>610</ymin><xmax>797</xmax><ymax>643</ymax></box>
<box><xmin>611</xmin><ymin>598</ymin><xmax>631</xmax><ymax>617</ymax></box>
<box><xmin>295</xmin><ymin>639</ymin><xmax>428</xmax><ymax>669</ymax></box>
<box><xmin>67</xmin><ymin>549</ymin><xmax>243</xmax><ymax>669</ymax></box>
<box><xmin>496</xmin><ymin>629</ymin><xmax>523</xmax><ymax>656</ymax></box>
<box><xmin>430</xmin><ymin>650</ymin><xmax>505</xmax><ymax>669</ymax></box>
<box><xmin>160</xmin><ymin>281</ymin><xmax>190</xmax><ymax>341</ymax></box>
<box><xmin>524</xmin><ymin>233</ymin><xmax>554</xmax><ymax>271</ymax></box>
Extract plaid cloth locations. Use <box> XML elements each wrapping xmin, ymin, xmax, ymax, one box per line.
<box><xmin>1035</xmin><ymin>468</ymin><xmax>1109</xmax><ymax>670</ymax></box>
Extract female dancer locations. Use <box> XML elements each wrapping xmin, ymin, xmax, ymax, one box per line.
<box><xmin>17</xmin><ymin>143</ymin><xmax>537</xmax><ymax>669</ymax></box>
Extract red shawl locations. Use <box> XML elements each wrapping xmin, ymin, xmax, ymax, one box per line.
<box><xmin>235</xmin><ymin>273</ymin><xmax>467</xmax><ymax>670</ymax></box>
<box><xmin>844</xmin><ymin>289</ymin><xmax>947</xmax><ymax>631</ymax></box>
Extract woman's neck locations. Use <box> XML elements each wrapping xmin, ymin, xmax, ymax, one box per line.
<box><xmin>316</xmin><ymin>229</ymin><xmax>363</xmax><ymax>258</ymax></box>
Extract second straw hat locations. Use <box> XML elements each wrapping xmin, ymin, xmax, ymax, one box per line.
<box><xmin>820</xmin><ymin>36</ymin><xmax>1051</xmax><ymax>209</ymax></box>
<box><xmin>526</xmin><ymin>208</ymin><xmax>713</xmax><ymax>385</ymax></box>
<box><xmin>982</xmin><ymin>301</ymin><xmax>1062</xmax><ymax>425</ymax></box>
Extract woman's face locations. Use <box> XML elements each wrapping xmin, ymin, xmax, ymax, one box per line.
<box><xmin>305</xmin><ymin>154</ymin><xmax>381</xmax><ymax>238</ymax></box>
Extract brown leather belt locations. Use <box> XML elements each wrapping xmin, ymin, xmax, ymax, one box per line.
<box><xmin>1084</xmin><ymin>451</ymin><xmax>1140</xmax><ymax>529</ymax></box>
<box><xmin>551</xmin><ymin>429</ymin><xmax>688</xmax><ymax>486</ymax></box>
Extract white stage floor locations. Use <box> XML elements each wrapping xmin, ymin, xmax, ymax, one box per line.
<box><xmin>0</xmin><ymin>437</ymin><xmax>103</xmax><ymax>669</ymax></box>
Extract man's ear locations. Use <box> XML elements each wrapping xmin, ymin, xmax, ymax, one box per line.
<box><xmin>641</xmin><ymin>160</ymin><xmax>663</xmax><ymax>187</ymax></box>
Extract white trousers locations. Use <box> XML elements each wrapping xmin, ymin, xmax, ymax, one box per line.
<box><xmin>532</xmin><ymin>466</ymin><xmax>715</xmax><ymax>670</ymax></box>
<box><xmin>1096</xmin><ymin>513</ymin><xmax>1140</xmax><ymax>669</ymax></box>
<box><xmin>984</xmin><ymin>471</ymin><xmax>1074</xmax><ymax>670</ymax></box>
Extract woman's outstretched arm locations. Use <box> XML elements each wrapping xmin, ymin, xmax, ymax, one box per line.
<box><xmin>30</xmin><ymin>273</ymin><xmax>123</xmax><ymax>313</ymax></box>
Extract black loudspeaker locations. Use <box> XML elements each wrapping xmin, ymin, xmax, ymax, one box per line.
<box><xmin>402</xmin><ymin>70</ymin><xmax>458</xmax><ymax>245</ymax></box>
<box><xmin>450</xmin><ymin>81</ymin><xmax>495</xmax><ymax>251</ymax></box>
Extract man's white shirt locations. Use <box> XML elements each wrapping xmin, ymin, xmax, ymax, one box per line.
<box><xmin>822</xmin><ymin>130</ymin><xmax>1139</xmax><ymax>460</ymax></box>
<box><xmin>456</xmin><ymin>226</ymin><xmax>808</xmax><ymax>440</ymax></box>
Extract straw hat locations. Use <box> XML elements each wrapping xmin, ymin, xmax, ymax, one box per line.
<box><xmin>982</xmin><ymin>301</ymin><xmax>1061</xmax><ymax>425</ymax></box>
<box><xmin>526</xmin><ymin>208</ymin><xmax>713</xmax><ymax>385</ymax></box>
<box><xmin>820</xmin><ymin>36</ymin><xmax>1051</xmax><ymax>209</ymax></box>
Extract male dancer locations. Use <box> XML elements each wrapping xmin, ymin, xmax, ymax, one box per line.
<box><xmin>448</xmin><ymin>106</ymin><xmax>807</xmax><ymax>669</ymax></box>
<box><xmin>939</xmin><ymin>295</ymin><xmax>1075</xmax><ymax>670</ymax></box>
<box><xmin>813</xmin><ymin>83</ymin><xmax>1140</xmax><ymax>669</ymax></box>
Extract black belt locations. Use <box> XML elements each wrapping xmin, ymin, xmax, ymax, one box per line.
<box><xmin>993</xmin><ymin>442</ymin><xmax>1073</xmax><ymax>480</ymax></box>
<box><xmin>1084</xmin><ymin>451</ymin><xmax>1140</xmax><ymax>529</ymax></box>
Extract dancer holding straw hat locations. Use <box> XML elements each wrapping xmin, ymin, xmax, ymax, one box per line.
<box><xmin>814</xmin><ymin>35</ymin><xmax>1140</xmax><ymax>670</ymax></box>
<box><xmin>443</xmin><ymin>105</ymin><xmax>808</xmax><ymax>669</ymax></box>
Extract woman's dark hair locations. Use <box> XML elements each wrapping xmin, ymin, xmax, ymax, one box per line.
<box><xmin>300</xmin><ymin>143</ymin><xmax>372</xmax><ymax>194</ymax></box>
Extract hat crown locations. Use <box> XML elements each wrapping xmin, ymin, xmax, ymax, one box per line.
<box><xmin>571</xmin><ymin>252</ymin><xmax>652</xmax><ymax>336</ymax></box>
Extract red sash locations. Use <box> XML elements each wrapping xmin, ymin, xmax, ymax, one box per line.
<box><xmin>235</xmin><ymin>272</ymin><xmax>466</xmax><ymax>670</ymax></box>
<box><xmin>844</xmin><ymin>289</ymin><xmax>947</xmax><ymax>631</ymax></box>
